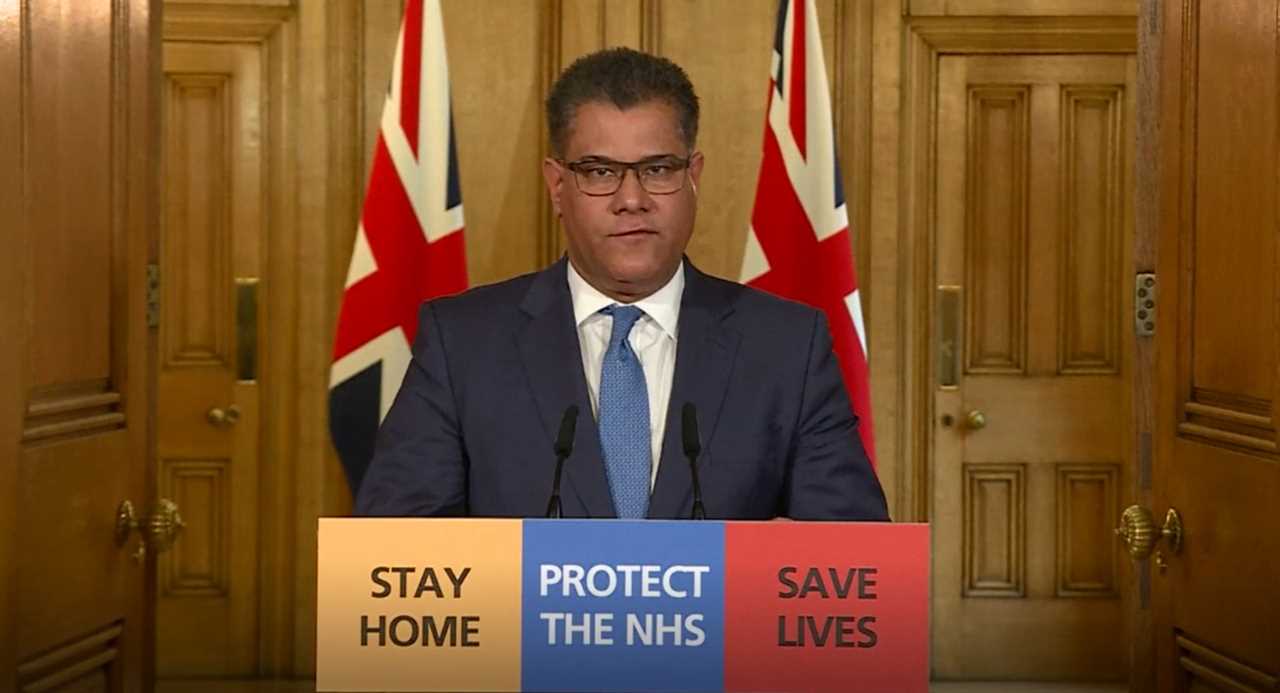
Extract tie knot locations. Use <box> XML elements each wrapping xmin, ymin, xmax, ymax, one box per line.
<box><xmin>601</xmin><ymin>304</ymin><xmax>645</xmax><ymax>345</ymax></box>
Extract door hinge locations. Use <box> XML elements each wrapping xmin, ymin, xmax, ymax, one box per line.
<box><xmin>146</xmin><ymin>263</ymin><xmax>160</xmax><ymax>328</ymax></box>
<box><xmin>1135</xmin><ymin>273</ymin><xmax>1156</xmax><ymax>336</ymax></box>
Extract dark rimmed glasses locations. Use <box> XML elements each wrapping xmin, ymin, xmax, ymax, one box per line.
<box><xmin>560</xmin><ymin>155</ymin><xmax>692</xmax><ymax>196</ymax></box>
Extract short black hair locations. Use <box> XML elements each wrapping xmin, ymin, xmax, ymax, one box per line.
<box><xmin>546</xmin><ymin>47</ymin><xmax>700</xmax><ymax>158</ymax></box>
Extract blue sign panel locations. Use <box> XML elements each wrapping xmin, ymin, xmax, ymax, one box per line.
<box><xmin>521</xmin><ymin>519</ymin><xmax>726</xmax><ymax>692</ymax></box>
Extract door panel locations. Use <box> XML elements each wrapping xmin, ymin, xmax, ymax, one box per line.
<box><xmin>933</xmin><ymin>54</ymin><xmax>1135</xmax><ymax>679</ymax></box>
<box><xmin>157</xmin><ymin>40</ymin><xmax>264</xmax><ymax>677</ymax></box>
<box><xmin>0</xmin><ymin>0</ymin><xmax>157</xmax><ymax>691</ymax></box>
<box><xmin>1154</xmin><ymin>0</ymin><xmax>1280</xmax><ymax>688</ymax></box>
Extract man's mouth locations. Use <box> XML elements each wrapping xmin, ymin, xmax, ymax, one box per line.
<box><xmin>610</xmin><ymin>228</ymin><xmax>658</xmax><ymax>237</ymax></box>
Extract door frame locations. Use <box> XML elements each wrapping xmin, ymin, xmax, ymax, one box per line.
<box><xmin>900</xmin><ymin>13</ymin><xmax>1138</xmax><ymax>520</ymax></box>
<box><xmin>159</xmin><ymin>0</ymin><xmax>365</xmax><ymax>677</ymax></box>
<box><xmin>160</xmin><ymin>5</ymin><xmax>299</xmax><ymax>676</ymax></box>
<box><xmin>1129</xmin><ymin>0</ymin><xmax>1161</xmax><ymax>690</ymax></box>
<box><xmin>0</xmin><ymin>0</ymin><xmax>23</xmax><ymax>675</ymax></box>
<box><xmin>894</xmin><ymin>11</ymin><xmax>1141</xmax><ymax>683</ymax></box>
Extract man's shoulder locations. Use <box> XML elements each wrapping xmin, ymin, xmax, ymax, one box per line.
<box><xmin>426</xmin><ymin>267</ymin><xmax>544</xmax><ymax>320</ymax></box>
<box><xmin>695</xmin><ymin>270</ymin><xmax>822</xmax><ymax>329</ymax></box>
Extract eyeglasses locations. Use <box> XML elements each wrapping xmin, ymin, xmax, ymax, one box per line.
<box><xmin>560</xmin><ymin>155</ymin><xmax>692</xmax><ymax>196</ymax></box>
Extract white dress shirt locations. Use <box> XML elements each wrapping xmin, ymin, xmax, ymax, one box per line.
<box><xmin>567</xmin><ymin>260</ymin><xmax>684</xmax><ymax>490</ymax></box>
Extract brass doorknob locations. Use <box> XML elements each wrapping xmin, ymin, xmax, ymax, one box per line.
<box><xmin>146</xmin><ymin>499</ymin><xmax>185</xmax><ymax>552</ymax></box>
<box><xmin>965</xmin><ymin>409</ymin><xmax>987</xmax><ymax>430</ymax></box>
<box><xmin>115</xmin><ymin>499</ymin><xmax>186</xmax><ymax>554</ymax></box>
<box><xmin>207</xmin><ymin>405</ymin><xmax>241</xmax><ymax>427</ymax></box>
<box><xmin>1114</xmin><ymin>505</ymin><xmax>1183</xmax><ymax>560</ymax></box>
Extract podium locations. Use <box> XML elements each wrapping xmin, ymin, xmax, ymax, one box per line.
<box><xmin>317</xmin><ymin>519</ymin><xmax>928</xmax><ymax>692</ymax></box>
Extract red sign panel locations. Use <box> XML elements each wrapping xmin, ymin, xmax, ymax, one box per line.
<box><xmin>723</xmin><ymin>522</ymin><xmax>929</xmax><ymax>693</ymax></box>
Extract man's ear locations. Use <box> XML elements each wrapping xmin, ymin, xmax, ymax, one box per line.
<box><xmin>542</xmin><ymin>157</ymin><xmax>565</xmax><ymax>216</ymax></box>
<box><xmin>688</xmin><ymin>151</ymin><xmax>705</xmax><ymax>196</ymax></box>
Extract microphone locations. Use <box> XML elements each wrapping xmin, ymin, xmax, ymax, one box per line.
<box><xmin>545</xmin><ymin>404</ymin><xmax>579</xmax><ymax>518</ymax></box>
<box><xmin>681</xmin><ymin>402</ymin><xmax>707</xmax><ymax>520</ymax></box>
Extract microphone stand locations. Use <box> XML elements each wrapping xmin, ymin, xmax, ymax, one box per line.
<box><xmin>546</xmin><ymin>452</ymin><xmax>568</xmax><ymax>519</ymax></box>
<box><xmin>686</xmin><ymin>449</ymin><xmax>706</xmax><ymax>520</ymax></box>
<box><xmin>682</xmin><ymin>402</ymin><xmax>707</xmax><ymax>520</ymax></box>
<box><xmin>546</xmin><ymin>404</ymin><xmax>578</xmax><ymax>518</ymax></box>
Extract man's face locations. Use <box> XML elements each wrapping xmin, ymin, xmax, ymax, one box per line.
<box><xmin>542</xmin><ymin>100</ymin><xmax>704</xmax><ymax>301</ymax></box>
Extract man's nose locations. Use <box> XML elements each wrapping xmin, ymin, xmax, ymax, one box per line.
<box><xmin>609</xmin><ymin>168</ymin><xmax>653</xmax><ymax>214</ymax></box>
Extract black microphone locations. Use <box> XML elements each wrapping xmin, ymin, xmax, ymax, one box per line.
<box><xmin>681</xmin><ymin>402</ymin><xmax>707</xmax><ymax>520</ymax></box>
<box><xmin>545</xmin><ymin>404</ymin><xmax>579</xmax><ymax>518</ymax></box>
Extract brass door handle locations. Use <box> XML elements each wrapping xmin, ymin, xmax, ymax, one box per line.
<box><xmin>115</xmin><ymin>499</ymin><xmax>186</xmax><ymax>554</ymax></box>
<box><xmin>207</xmin><ymin>404</ymin><xmax>241</xmax><ymax>427</ymax></box>
<box><xmin>965</xmin><ymin>409</ymin><xmax>987</xmax><ymax>431</ymax></box>
<box><xmin>1114</xmin><ymin>505</ymin><xmax>1183</xmax><ymax>560</ymax></box>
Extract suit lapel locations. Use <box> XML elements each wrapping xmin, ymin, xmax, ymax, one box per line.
<box><xmin>516</xmin><ymin>259</ymin><xmax>616</xmax><ymax>518</ymax></box>
<box><xmin>648</xmin><ymin>263</ymin><xmax>741</xmax><ymax>519</ymax></box>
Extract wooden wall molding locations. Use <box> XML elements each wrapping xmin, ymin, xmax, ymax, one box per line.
<box><xmin>16</xmin><ymin>622</ymin><xmax>123</xmax><ymax>693</ymax></box>
<box><xmin>1</xmin><ymin>0</ymin><xmax>27</xmax><ymax>664</ymax></box>
<box><xmin>4</xmin><ymin>0</ymin><xmax>155</xmax><ymax>679</ymax></box>
<box><xmin>1176</xmin><ymin>422</ymin><xmax>1278</xmax><ymax>456</ymax></box>
<box><xmin>1167</xmin><ymin>0</ymin><xmax>1278</xmax><ymax>461</ymax></box>
<box><xmin>1168</xmin><ymin>0</ymin><xmax>1278</xmax><ymax>461</ymax></box>
<box><xmin>1059</xmin><ymin>85</ymin><xmax>1124</xmax><ymax>375</ymax></box>
<box><xmin>962</xmin><ymin>463</ymin><xmax>1026</xmax><ymax>597</ymax></box>
<box><xmin>837</xmin><ymin>0</ymin><xmax>875</xmax><ymax>306</ymax></box>
<box><xmin>640</xmin><ymin>0</ymin><xmax>661</xmax><ymax>55</ymax></box>
<box><xmin>964</xmin><ymin>86</ymin><xmax>1029</xmax><ymax>376</ymax></box>
<box><xmin>1171</xmin><ymin>0</ymin><xmax>1198</xmax><ymax>443</ymax></box>
<box><xmin>1131</xmin><ymin>0</ymin><xmax>1160</xmax><ymax>685</ymax></box>
<box><xmin>1181</xmin><ymin>391</ymin><xmax>1277</xmax><ymax>456</ymax></box>
<box><xmin>910</xmin><ymin>15</ymin><xmax>1139</xmax><ymax>53</ymax></box>
<box><xmin>538</xmin><ymin>0</ymin><xmax>564</xmax><ymax>266</ymax></box>
<box><xmin>911</xmin><ymin>0</ymin><xmax>1138</xmax><ymax>14</ymax></box>
<box><xmin>897</xmin><ymin>13</ymin><xmax>1137</xmax><ymax>521</ymax></box>
<box><xmin>1175</xmin><ymin>633</ymin><xmax>1278</xmax><ymax>691</ymax></box>
<box><xmin>163</xmin><ymin>5</ymin><xmax>292</xmax><ymax>42</ymax></box>
<box><xmin>294</xmin><ymin>0</ymin><xmax>364</xmax><ymax>676</ymax></box>
<box><xmin>163</xmin><ymin>71</ymin><xmax>235</xmax><ymax>370</ymax></box>
<box><xmin>20</xmin><ymin>0</ymin><xmax>137</xmax><ymax>446</ymax></box>
<box><xmin>160</xmin><ymin>459</ymin><xmax>231</xmax><ymax>597</ymax></box>
<box><xmin>23</xmin><ymin>380</ymin><xmax>125</xmax><ymax>443</ymax></box>
<box><xmin>1056</xmin><ymin>463</ymin><xmax>1120</xmax><ymax>597</ymax></box>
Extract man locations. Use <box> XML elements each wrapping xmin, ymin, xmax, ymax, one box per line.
<box><xmin>356</xmin><ymin>48</ymin><xmax>887</xmax><ymax>520</ymax></box>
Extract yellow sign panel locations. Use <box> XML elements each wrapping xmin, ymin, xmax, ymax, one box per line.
<box><xmin>317</xmin><ymin>518</ymin><xmax>523</xmax><ymax>692</ymax></box>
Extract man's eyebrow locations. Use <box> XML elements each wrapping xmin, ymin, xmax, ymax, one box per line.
<box><xmin>572</xmin><ymin>154</ymin><xmax>682</xmax><ymax>163</ymax></box>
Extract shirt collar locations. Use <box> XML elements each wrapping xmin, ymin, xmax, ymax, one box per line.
<box><xmin>566</xmin><ymin>259</ymin><xmax>684</xmax><ymax>339</ymax></box>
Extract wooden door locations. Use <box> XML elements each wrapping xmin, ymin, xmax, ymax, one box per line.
<box><xmin>0</xmin><ymin>1</ymin><xmax>158</xmax><ymax>691</ymax></box>
<box><xmin>1146</xmin><ymin>1</ymin><xmax>1280</xmax><ymax>688</ymax></box>
<box><xmin>932</xmin><ymin>54</ymin><xmax>1136</xmax><ymax>679</ymax></box>
<box><xmin>156</xmin><ymin>40</ymin><xmax>265</xmax><ymax>677</ymax></box>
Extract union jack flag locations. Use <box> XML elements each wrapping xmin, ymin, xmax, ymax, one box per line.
<box><xmin>740</xmin><ymin>0</ymin><xmax>876</xmax><ymax>467</ymax></box>
<box><xmin>329</xmin><ymin>0</ymin><xmax>467</xmax><ymax>493</ymax></box>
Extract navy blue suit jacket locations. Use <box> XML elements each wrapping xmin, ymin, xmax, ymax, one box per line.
<box><xmin>355</xmin><ymin>259</ymin><xmax>888</xmax><ymax>520</ymax></box>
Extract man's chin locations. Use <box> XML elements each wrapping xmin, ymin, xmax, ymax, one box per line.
<box><xmin>606</xmin><ymin>260</ymin><xmax>678</xmax><ymax>289</ymax></box>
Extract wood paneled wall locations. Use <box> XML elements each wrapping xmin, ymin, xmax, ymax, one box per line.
<box><xmin>356</xmin><ymin>1</ymin><xmax>870</xmax><ymax>288</ymax></box>
<box><xmin>293</xmin><ymin>1</ymin><xmax>876</xmax><ymax>674</ymax></box>
<box><xmin>190</xmin><ymin>0</ymin><xmax>1138</xmax><ymax>677</ymax></box>
<box><xmin>341</xmin><ymin>0</ymin><xmax>879</xmax><ymax>517</ymax></box>
<box><xmin>1150</xmin><ymin>2</ymin><xmax>1280</xmax><ymax>687</ymax></box>
<box><xmin>1</xmin><ymin>0</ymin><xmax>157</xmax><ymax>689</ymax></box>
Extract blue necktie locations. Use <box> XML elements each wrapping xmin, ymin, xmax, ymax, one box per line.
<box><xmin>597</xmin><ymin>305</ymin><xmax>651</xmax><ymax>519</ymax></box>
